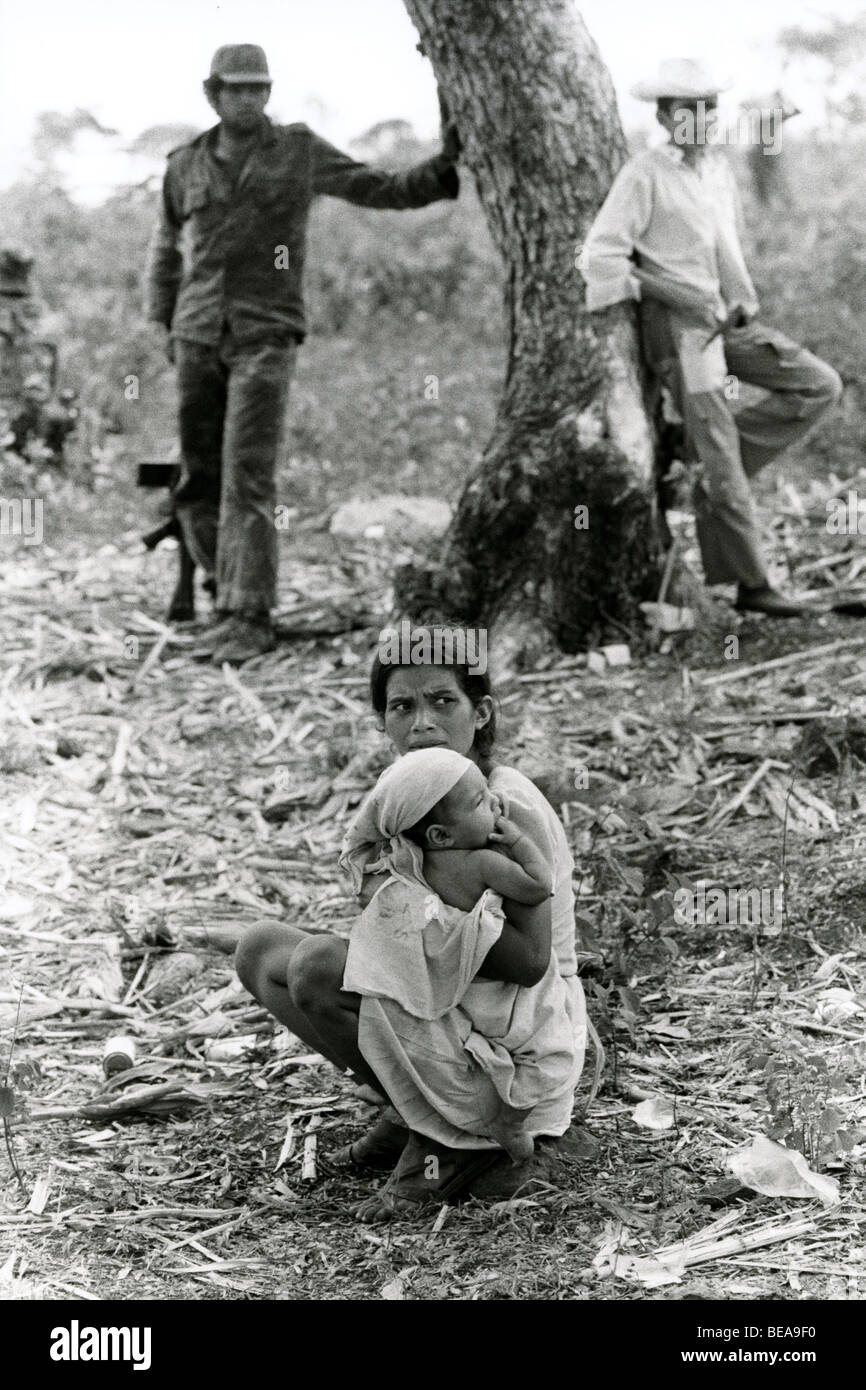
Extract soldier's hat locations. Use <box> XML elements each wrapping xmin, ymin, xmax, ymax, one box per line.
<box><xmin>207</xmin><ymin>44</ymin><xmax>272</xmax><ymax>85</ymax></box>
<box><xmin>0</xmin><ymin>248</ymin><xmax>34</xmax><ymax>297</ymax></box>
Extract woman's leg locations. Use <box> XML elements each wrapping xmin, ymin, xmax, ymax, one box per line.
<box><xmin>235</xmin><ymin>922</ymin><xmax>383</xmax><ymax>1092</ymax></box>
<box><xmin>235</xmin><ymin>922</ymin><xmax>343</xmax><ymax>1066</ymax></box>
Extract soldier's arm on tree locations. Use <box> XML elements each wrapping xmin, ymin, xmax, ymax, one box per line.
<box><xmin>580</xmin><ymin>161</ymin><xmax>652</xmax><ymax>312</ymax></box>
<box><xmin>144</xmin><ymin>167</ymin><xmax>183</xmax><ymax>328</ymax></box>
<box><xmin>475</xmin><ymin>899</ymin><xmax>552</xmax><ymax>987</ymax></box>
<box><xmin>309</xmin><ymin>130</ymin><xmax>459</xmax><ymax>210</ymax></box>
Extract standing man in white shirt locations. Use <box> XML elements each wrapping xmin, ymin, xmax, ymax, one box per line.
<box><xmin>580</xmin><ymin>59</ymin><xmax>842</xmax><ymax>617</ymax></box>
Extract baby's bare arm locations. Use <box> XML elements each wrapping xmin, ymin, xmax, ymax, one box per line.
<box><xmin>423</xmin><ymin>844</ymin><xmax>553</xmax><ymax>987</ymax></box>
<box><xmin>422</xmin><ymin>850</ymin><xmax>490</xmax><ymax>911</ymax></box>
<box><xmin>481</xmin><ymin>816</ymin><xmax>553</xmax><ymax>902</ymax></box>
<box><xmin>467</xmin><ymin>847</ymin><xmax>550</xmax><ymax>905</ymax></box>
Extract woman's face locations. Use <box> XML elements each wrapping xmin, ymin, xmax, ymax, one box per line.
<box><xmin>381</xmin><ymin>667</ymin><xmax>492</xmax><ymax>761</ymax></box>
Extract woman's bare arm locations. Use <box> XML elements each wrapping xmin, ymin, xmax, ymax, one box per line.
<box><xmin>475</xmin><ymin>898</ymin><xmax>552</xmax><ymax>987</ymax></box>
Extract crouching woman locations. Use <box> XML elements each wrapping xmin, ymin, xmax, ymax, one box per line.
<box><xmin>236</xmin><ymin>631</ymin><xmax>587</xmax><ymax>1216</ymax></box>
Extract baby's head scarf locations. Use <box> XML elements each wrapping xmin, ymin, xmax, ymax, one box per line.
<box><xmin>340</xmin><ymin>748</ymin><xmax>474</xmax><ymax>891</ymax></box>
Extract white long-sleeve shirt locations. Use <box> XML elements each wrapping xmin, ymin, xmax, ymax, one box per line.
<box><xmin>579</xmin><ymin>144</ymin><xmax>758</xmax><ymax>319</ymax></box>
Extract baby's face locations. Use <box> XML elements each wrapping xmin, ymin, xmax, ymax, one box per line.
<box><xmin>440</xmin><ymin>765</ymin><xmax>500</xmax><ymax>848</ymax></box>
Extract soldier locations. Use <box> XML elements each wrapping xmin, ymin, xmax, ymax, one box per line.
<box><xmin>0</xmin><ymin>248</ymin><xmax>42</xmax><ymax>416</ymax></box>
<box><xmin>145</xmin><ymin>44</ymin><xmax>461</xmax><ymax>664</ymax></box>
<box><xmin>0</xmin><ymin>248</ymin><xmax>78</xmax><ymax>467</ymax></box>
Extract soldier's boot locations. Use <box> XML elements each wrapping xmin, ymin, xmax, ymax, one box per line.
<box><xmin>212</xmin><ymin>613</ymin><xmax>275</xmax><ymax>665</ymax></box>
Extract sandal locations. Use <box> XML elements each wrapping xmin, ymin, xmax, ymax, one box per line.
<box><xmin>351</xmin><ymin>1132</ymin><xmax>502</xmax><ymax>1223</ymax></box>
<box><xmin>330</xmin><ymin>1106</ymin><xmax>410</xmax><ymax>1172</ymax></box>
<box><xmin>460</xmin><ymin>1131</ymin><xmax>590</xmax><ymax>1201</ymax></box>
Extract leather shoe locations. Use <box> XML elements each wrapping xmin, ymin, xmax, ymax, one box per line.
<box><xmin>212</xmin><ymin>615</ymin><xmax>275</xmax><ymax>664</ymax></box>
<box><xmin>735</xmin><ymin>584</ymin><xmax>807</xmax><ymax>618</ymax></box>
<box><xmin>189</xmin><ymin>613</ymin><xmax>237</xmax><ymax>659</ymax></box>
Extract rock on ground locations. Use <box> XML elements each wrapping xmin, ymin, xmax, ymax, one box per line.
<box><xmin>330</xmin><ymin>494</ymin><xmax>452</xmax><ymax>544</ymax></box>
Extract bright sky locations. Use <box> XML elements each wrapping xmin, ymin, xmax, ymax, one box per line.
<box><xmin>0</xmin><ymin>0</ymin><xmax>862</xmax><ymax>202</ymax></box>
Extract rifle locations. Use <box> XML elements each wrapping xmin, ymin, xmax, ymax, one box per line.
<box><xmin>137</xmin><ymin>461</ymin><xmax>212</xmax><ymax>623</ymax></box>
<box><xmin>633</xmin><ymin>267</ymin><xmax>719</xmax><ymax>322</ymax></box>
<box><xmin>634</xmin><ymin>269</ymin><xmax>752</xmax><ymax>346</ymax></box>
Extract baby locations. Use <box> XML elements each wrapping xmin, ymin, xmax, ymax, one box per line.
<box><xmin>342</xmin><ymin>749</ymin><xmax>556</xmax><ymax>1161</ymax></box>
<box><xmin>404</xmin><ymin>760</ymin><xmax>552</xmax><ymax>915</ymax></box>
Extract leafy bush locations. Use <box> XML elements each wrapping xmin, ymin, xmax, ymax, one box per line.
<box><xmin>737</xmin><ymin>134</ymin><xmax>866</xmax><ymax>477</ymax></box>
<box><xmin>757</xmin><ymin>1036</ymin><xmax>864</xmax><ymax>1167</ymax></box>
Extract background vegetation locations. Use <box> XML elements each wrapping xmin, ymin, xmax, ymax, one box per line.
<box><xmin>2</xmin><ymin>109</ymin><xmax>864</xmax><ymax>542</ymax></box>
<box><xmin>2</xmin><ymin>22</ymin><xmax>864</xmax><ymax>1302</ymax></box>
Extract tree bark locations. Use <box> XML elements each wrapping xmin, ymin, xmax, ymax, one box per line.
<box><xmin>399</xmin><ymin>0</ymin><xmax>662</xmax><ymax>655</ymax></box>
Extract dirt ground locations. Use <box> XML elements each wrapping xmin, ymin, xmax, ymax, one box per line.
<box><xmin>1</xmin><ymin>478</ymin><xmax>865</xmax><ymax>1302</ymax></box>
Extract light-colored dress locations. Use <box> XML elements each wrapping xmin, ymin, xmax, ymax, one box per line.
<box><xmin>342</xmin><ymin>765</ymin><xmax>587</xmax><ymax>1150</ymax></box>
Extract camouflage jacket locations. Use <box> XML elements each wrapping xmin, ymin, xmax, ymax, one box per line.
<box><xmin>144</xmin><ymin>119</ymin><xmax>459</xmax><ymax>344</ymax></box>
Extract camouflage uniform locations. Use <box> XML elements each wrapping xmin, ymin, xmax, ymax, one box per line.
<box><xmin>0</xmin><ymin>250</ymin><xmax>43</xmax><ymax>417</ymax></box>
<box><xmin>145</xmin><ymin>119</ymin><xmax>458</xmax><ymax>617</ymax></box>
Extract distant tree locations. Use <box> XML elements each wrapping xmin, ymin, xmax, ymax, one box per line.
<box><xmin>349</xmin><ymin>119</ymin><xmax>430</xmax><ymax>167</ymax></box>
<box><xmin>739</xmin><ymin>91</ymin><xmax>800</xmax><ymax>205</ymax></box>
<box><xmin>125</xmin><ymin>125</ymin><xmax>201</xmax><ymax>160</ymax></box>
<box><xmin>30</xmin><ymin>108</ymin><xmax>119</xmax><ymax>183</ymax></box>
<box><xmin>778</xmin><ymin>15</ymin><xmax>866</xmax><ymax>129</ymax></box>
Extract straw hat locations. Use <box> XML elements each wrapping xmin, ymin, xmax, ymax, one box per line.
<box><xmin>631</xmin><ymin>58</ymin><xmax>732</xmax><ymax>101</ymax></box>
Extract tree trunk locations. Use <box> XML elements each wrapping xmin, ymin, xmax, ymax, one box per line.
<box><xmin>399</xmin><ymin>0</ymin><xmax>663</xmax><ymax>655</ymax></box>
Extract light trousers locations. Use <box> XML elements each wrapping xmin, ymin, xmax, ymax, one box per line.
<box><xmin>641</xmin><ymin>301</ymin><xmax>842</xmax><ymax>586</ymax></box>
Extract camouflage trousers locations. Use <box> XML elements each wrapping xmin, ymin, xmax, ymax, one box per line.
<box><xmin>641</xmin><ymin>301</ymin><xmax>842</xmax><ymax>587</ymax></box>
<box><xmin>173</xmin><ymin>329</ymin><xmax>298</xmax><ymax>616</ymax></box>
